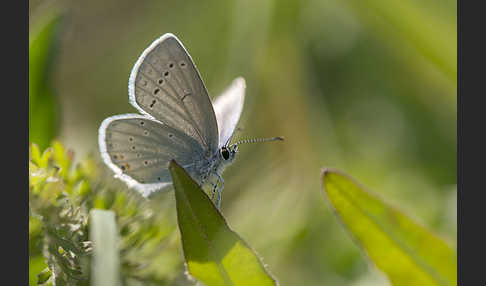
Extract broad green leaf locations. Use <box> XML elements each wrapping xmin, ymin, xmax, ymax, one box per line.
<box><xmin>29</xmin><ymin>13</ymin><xmax>63</xmax><ymax>150</ymax></box>
<box><xmin>168</xmin><ymin>160</ymin><xmax>277</xmax><ymax>286</ymax></box>
<box><xmin>321</xmin><ymin>168</ymin><xmax>456</xmax><ymax>286</ymax></box>
<box><xmin>90</xmin><ymin>209</ymin><xmax>120</xmax><ymax>286</ymax></box>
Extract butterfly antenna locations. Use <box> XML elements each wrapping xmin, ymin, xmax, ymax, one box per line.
<box><xmin>231</xmin><ymin>136</ymin><xmax>284</xmax><ymax>147</ymax></box>
<box><xmin>224</xmin><ymin>127</ymin><xmax>246</xmax><ymax>147</ymax></box>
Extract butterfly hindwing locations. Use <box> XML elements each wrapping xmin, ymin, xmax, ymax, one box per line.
<box><xmin>98</xmin><ymin>114</ymin><xmax>204</xmax><ymax>196</ymax></box>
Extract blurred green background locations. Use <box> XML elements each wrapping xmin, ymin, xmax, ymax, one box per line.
<box><xmin>29</xmin><ymin>0</ymin><xmax>456</xmax><ymax>285</ymax></box>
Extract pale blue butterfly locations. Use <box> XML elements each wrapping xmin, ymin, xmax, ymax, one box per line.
<box><xmin>98</xmin><ymin>33</ymin><xmax>282</xmax><ymax>208</ymax></box>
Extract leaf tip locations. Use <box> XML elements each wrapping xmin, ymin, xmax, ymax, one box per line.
<box><xmin>320</xmin><ymin>167</ymin><xmax>338</xmax><ymax>183</ymax></box>
<box><xmin>320</xmin><ymin>167</ymin><xmax>331</xmax><ymax>178</ymax></box>
<box><xmin>168</xmin><ymin>159</ymin><xmax>179</xmax><ymax>171</ymax></box>
<box><xmin>320</xmin><ymin>168</ymin><xmax>345</xmax><ymax>195</ymax></box>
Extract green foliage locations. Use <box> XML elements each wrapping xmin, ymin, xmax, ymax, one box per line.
<box><xmin>29</xmin><ymin>142</ymin><xmax>183</xmax><ymax>285</ymax></box>
<box><xmin>169</xmin><ymin>161</ymin><xmax>277</xmax><ymax>286</ymax></box>
<box><xmin>30</xmin><ymin>142</ymin><xmax>91</xmax><ymax>285</ymax></box>
<box><xmin>29</xmin><ymin>12</ymin><xmax>63</xmax><ymax>150</ymax></box>
<box><xmin>321</xmin><ymin>168</ymin><xmax>457</xmax><ymax>286</ymax></box>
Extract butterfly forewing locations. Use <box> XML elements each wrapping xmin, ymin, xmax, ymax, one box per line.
<box><xmin>129</xmin><ymin>34</ymin><xmax>219</xmax><ymax>154</ymax></box>
<box><xmin>100</xmin><ymin>115</ymin><xmax>204</xmax><ymax>185</ymax></box>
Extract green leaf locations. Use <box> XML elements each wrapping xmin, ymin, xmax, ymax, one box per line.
<box><xmin>168</xmin><ymin>160</ymin><xmax>277</xmax><ymax>286</ymax></box>
<box><xmin>321</xmin><ymin>169</ymin><xmax>456</xmax><ymax>286</ymax></box>
<box><xmin>52</xmin><ymin>141</ymin><xmax>72</xmax><ymax>179</ymax></box>
<box><xmin>90</xmin><ymin>209</ymin><xmax>120</xmax><ymax>286</ymax></box>
<box><xmin>29</xmin><ymin>13</ymin><xmax>63</xmax><ymax>150</ymax></box>
<box><xmin>29</xmin><ymin>256</ymin><xmax>48</xmax><ymax>286</ymax></box>
<box><xmin>37</xmin><ymin>267</ymin><xmax>52</xmax><ymax>285</ymax></box>
<box><xmin>30</xmin><ymin>143</ymin><xmax>51</xmax><ymax>169</ymax></box>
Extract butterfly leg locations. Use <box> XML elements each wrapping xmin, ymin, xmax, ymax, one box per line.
<box><xmin>215</xmin><ymin>173</ymin><xmax>224</xmax><ymax>210</ymax></box>
<box><xmin>211</xmin><ymin>181</ymin><xmax>218</xmax><ymax>202</ymax></box>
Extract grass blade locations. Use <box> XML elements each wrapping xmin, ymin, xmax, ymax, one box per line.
<box><xmin>90</xmin><ymin>209</ymin><xmax>120</xmax><ymax>286</ymax></box>
<box><xmin>346</xmin><ymin>0</ymin><xmax>456</xmax><ymax>83</ymax></box>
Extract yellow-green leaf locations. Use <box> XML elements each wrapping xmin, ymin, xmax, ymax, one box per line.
<box><xmin>30</xmin><ymin>143</ymin><xmax>51</xmax><ymax>169</ymax></box>
<box><xmin>52</xmin><ymin>141</ymin><xmax>71</xmax><ymax>178</ymax></box>
<box><xmin>169</xmin><ymin>160</ymin><xmax>277</xmax><ymax>286</ymax></box>
<box><xmin>321</xmin><ymin>168</ymin><xmax>456</xmax><ymax>286</ymax></box>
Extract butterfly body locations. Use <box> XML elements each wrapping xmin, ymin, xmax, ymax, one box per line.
<box><xmin>196</xmin><ymin>150</ymin><xmax>229</xmax><ymax>182</ymax></box>
<box><xmin>179</xmin><ymin>143</ymin><xmax>238</xmax><ymax>207</ymax></box>
<box><xmin>99</xmin><ymin>33</ymin><xmax>246</xmax><ymax>207</ymax></box>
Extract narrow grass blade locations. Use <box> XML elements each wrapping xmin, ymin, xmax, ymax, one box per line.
<box><xmin>321</xmin><ymin>168</ymin><xmax>456</xmax><ymax>286</ymax></box>
<box><xmin>29</xmin><ymin>13</ymin><xmax>63</xmax><ymax>150</ymax></box>
<box><xmin>90</xmin><ymin>209</ymin><xmax>120</xmax><ymax>286</ymax></box>
<box><xmin>169</xmin><ymin>160</ymin><xmax>277</xmax><ymax>286</ymax></box>
<box><xmin>346</xmin><ymin>0</ymin><xmax>456</xmax><ymax>83</ymax></box>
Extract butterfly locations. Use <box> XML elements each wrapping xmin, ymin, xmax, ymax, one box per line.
<box><xmin>98</xmin><ymin>33</ymin><xmax>282</xmax><ymax>209</ymax></box>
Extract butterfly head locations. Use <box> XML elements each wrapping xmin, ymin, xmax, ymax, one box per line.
<box><xmin>220</xmin><ymin>145</ymin><xmax>238</xmax><ymax>163</ymax></box>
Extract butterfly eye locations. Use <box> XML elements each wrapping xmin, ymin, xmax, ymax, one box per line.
<box><xmin>221</xmin><ymin>147</ymin><xmax>230</xmax><ymax>160</ymax></box>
